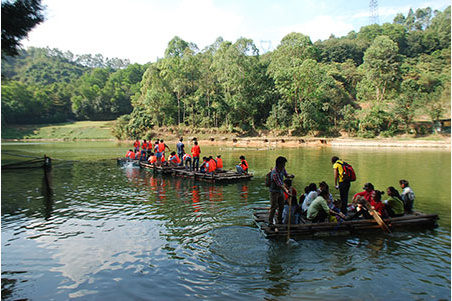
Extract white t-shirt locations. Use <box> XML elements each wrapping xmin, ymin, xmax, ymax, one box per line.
<box><xmin>302</xmin><ymin>190</ymin><xmax>318</xmax><ymax>212</ymax></box>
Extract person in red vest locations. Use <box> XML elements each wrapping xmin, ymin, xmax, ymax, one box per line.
<box><xmin>199</xmin><ymin>157</ymin><xmax>208</xmax><ymax>173</ymax></box>
<box><xmin>140</xmin><ymin>140</ymin><xmax>148</xmax><ymax>161</ymax></box>
<box><xmin>216</xmin><ymin>155</ymin><xmax>223</xmax><ymax>172</ymax></box>
<box><xmin>207</xmin><ymin>156</ymin><xmax>217</xmax><ymax>174</ymax></box>
<box><xmin>147</xmin><ymin>152</ymin><xmax>157</xmax><ymax>164</ymax></box>
<box><xmin>191</xmin><ymin>141</ymin><xmax>201</xmax><ymax>171</ymax></box>
<box><xmin>126</xmin><ymin>149</ymin><xmax>135</xmax><ymax>160</ymax></box>
<box><xmin>133</xmin><ymin>139</ymin><xmax>140</xmax><ymax>152</ymax></box>
<box><xmin>168</xmin><ymin>151</ymin><xmax>180</xmax><ymax>168</ymax></box>
<box><xmin>236</xmin><ymin>155</ymin><xmax>249</xmax><ymax>174</ymax></box>
<box><xmin>183</xmin><ymin>153</ymin><xmax>192</xmax><ymax>170</ymax></box>
<box><xmin>146</xmin><ymin>141</ymin><xmax>153</xmax><ymax>158</ymax></box>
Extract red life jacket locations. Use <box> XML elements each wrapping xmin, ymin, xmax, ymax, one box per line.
<box><xmin>207</xmin><ymin>159</ymin><xmax>217</xmax><ymax>172</ymax></box>
<box><xmin>209</xmin><ymin>159</ymin><xmax>217</xmax><ymax>172</ymax></box>
<box><xmin>216</xmin><ymin>158</ymin><xmax>223</xmax><ymax>168</ymax></box>
<box><xmin>126</xmin><ymin>150</ymin><xmax>135</xmax><ymax>159</ymax></box>
<box><xmin>134</xmin><ymin>140</ymin><xmax>140</xmax><ymax>148</ymax></box>
<box><xmin>158</xmin><ymin>143</ymin><xmax>165</xmax><ymax>152</ymax></box>
<box><xmin>147</xmin><ymin>142</ymin><xmax>153</xmax><ymax>150</ymax></box>
<box><xmin>240</xmin><ymin>160</ymin><xmax>248</xmax><ymax>171</ymax></box>
<box><xmin>148</xmin><ymin>155</ymin><xmax>157</xmax><ymax>163</ymax></box>
<box><xmin>169</xmin><ymin>155</ymin><xmax>177</xmax><ymax>163</ymax></box>
<box><xmin>176</xmin><ymin>154</ymin><xmax>181</xmax><ymax>164</ymax></box>
<box><xmin>141</xmin><ymin>141</ymin><xmax>148</xmax><ymax>150</ymax></box>
<box><xmin>183</xmin><ymin>154</ymin><xmax>191</xmax><ymax>161</ymax></box>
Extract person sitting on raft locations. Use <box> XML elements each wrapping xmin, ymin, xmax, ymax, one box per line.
<box><xmin>236</xmin><ymin>155</ymin><xmax>249</xmax><ymax>174</ymax></box>
<box><xmin>399</xmin><ymin>179</ymin><xmax>415</xmax><ymax>213</ymax></box>
<box><xmin>385</xmin><ymin>187</ymin><xmax>405</xmax><ymax>217</ymax></box>
<box><xmin>200</xmin><ymin>157</ymin><xmax>208</xmax><ymax>173</ymax></box>
<box><xmin>350</xmin><ymin>182</ymin><xmax>375</xmax><ymax>210</ymax></box>
<box><xmin>147</xmin><ymin>152</ymin><xmax>157</xmax><ymax>164</ymax></box>
<box><xmin>216</xmin><ymin>155</ymin><xmax>223</xmax><ymax>172</ymax></box>
<box><xmin>207</xmin><ymin>156</ymin><xmax>217</xmax><ymax>174</ymax></box>
<box><xmin>282</xmin><ymin>179</ymin><xmax>300</xmax><ymax>224</ymax></box>
<box><xmin>182</xmin><ymin>153</ymin><xmax>192</xmax><ymax>170</ymax></box>
<box><xmin>168</xmin><ymin>151</ymin><xmax>180</xmax><ymax>168</ymax></box>
<box><xmin>307</xmin><ymin>183</ymin><xmax>345</xmax><ymax>223</ymax></box>
<box><xmin>126</xmin><ymin>149</ymin><xmax>135</xmax><ymax>160</ymax></box>
<box><xmin>301</xmin><ymin>183</ymin><xmax>318</xmax><ymax>215</ymax></box>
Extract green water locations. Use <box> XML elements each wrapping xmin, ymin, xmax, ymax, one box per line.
<box><xmin>1</xmin><ymin>141</ymin><xmax>450</xmax><ymax>300</ymax></box>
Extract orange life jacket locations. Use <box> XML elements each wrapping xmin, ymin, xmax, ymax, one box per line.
<box><xmin>147</xmin><ymin>142</ymin><xmax>153</xmax><ymax>150</ymax></box>
<box><xmin>216</xmin><ymin>158</ymin><xmax>223</xmax><ymax>168</ymax></box>
<box><xmin>134</xmin><ymin>140</ymin><xmax>140</xmax><ymax>148</ymax></box>
<box><xmin>240</xmin><ymin>159</ymin><xmax>248</xmax><ymax>171</ymax></box>
<box><xmin>169</xmin><ymin>155</ymin><xmax>177</xmax><ymax>163</ymax></box>
<box><xmin>148</xmin><ymin>155</ymin><xmax>157</xmax><ymax>163</ymax></box>
<box><xmin>141</xmin><ymin>141</ymin><xmax>148</xmax><ymax>150</ymax></box>
<box><xmin>208</xmin><ymin>159</ymin><xmax>216</xmax><ymax>172</ymax></box>
<box><xmin>176</xmin><ymin>154</ymin><xmax>181</xmax><ymax>164</ymax></box>
<box><xmin>158</xmin><ymin>143</ymin><xmax>165</xmax><ymax>152</ymax></box>
<box><xmin>126</xmin><ymin>150</ymin><xmax>135</xmax><ymax>159</ymax></box>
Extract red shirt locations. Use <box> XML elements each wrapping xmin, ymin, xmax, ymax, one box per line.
<box><xmin>353</xmin><ymin>190</ymin><xmax>374</xmax><ymax>202</ymax></box>
<box><xmin>191</xmin><ymin>145</ymin><xmax>201</xmax><ymax>157</ymax></box>
<box><xmin>371</xmin><ymin>200</ymin><xmax>385</xmax><ymax>216</ymax></box>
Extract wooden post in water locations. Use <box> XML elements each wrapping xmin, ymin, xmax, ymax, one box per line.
<box><xmin>43</xmin><ymin>155</ymin><xmax>52</xmax><ymax>191</ymax></box>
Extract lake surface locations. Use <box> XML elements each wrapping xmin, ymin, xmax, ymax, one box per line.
<box><xmin>2</xmin><ymin>141</ymin><xmax>450</xmax><ymax>300</ymax></box>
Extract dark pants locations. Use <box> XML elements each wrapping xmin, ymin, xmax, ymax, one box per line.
<box><xmin>184</xmin><ymin>158</ymin><xmax>192</xmax><ymax>170</ymax></box>
<box><xmin>178</xmin><ymin>152</ymin><xmax>184</xmax><ymax>166</ymax></box>
<box><xmin>269</xmin><ymin>191</ymin><xmax>284</xmax><ymax>225</ymax></box>
<box><xmin>193</xmin><ymin>157</ymin><xmax>199</xmax><ymax>171</ymax></box>
<box><xmin>339</xmin><ymin>181</ymin><xmax>350</xmax><ymax>214</ymax></box>
<box><xmin>311</xmin><ymin>208</ymin><xmax>328</xmax><ymax>223</ymax></box>
<box><xmin>350</xmin><ymin>207</ymin><xmax>372</xmax><ymax>220</ymax></box>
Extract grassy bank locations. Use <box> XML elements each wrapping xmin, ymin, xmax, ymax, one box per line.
<box><xmin>1</xmin><ymin>121</ymin><xmax>116</xmax><ymax>140</ymax></box>
<box><xmin>1</xmin><ymin>121</ymin><xmax>450</xmax><ymax>148</ymax></box>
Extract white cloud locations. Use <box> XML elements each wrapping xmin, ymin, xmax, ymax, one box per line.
<box><xmin>278</xmin><ymin>15</ymin><xmax>354</xmax><ymax>43</ymax></box>
<box><xmin>23</xmin><ymin>0</ymin><xmax>244</xmax><ymax>63</ymax></box>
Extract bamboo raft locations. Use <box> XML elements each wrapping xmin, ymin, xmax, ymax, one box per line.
<box><xmin>138</xmin><ymin>161</ymin><xmax>253</xmax><ymax>182</ymax></box>
<box><xmin>139</xmin><ymin>162</ymin><xmax>186</xmax><ymax>174</ymax></box>
<box><xmin>253</xmin><ymin>207</ymin><xmax>439</xmax><ymax>238</ymax></box>
<box><xmin>173</xmin><ymin>168</ymin><xmax>253</xmax><ymax>183</ymax></box>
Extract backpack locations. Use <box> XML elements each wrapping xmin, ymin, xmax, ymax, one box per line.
<box><xmin>341</xmin><ymin>161</ymin><xmax>356</xmax><ymax>182</ymax></box>
<box><xmin>265</xmin><ymin>169</ymin><xmax>272</xmax><ymax>187</ymax></box>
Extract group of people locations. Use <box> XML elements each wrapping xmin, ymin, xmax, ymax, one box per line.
<box><xmin>267</xmin><ymin>155</ymin><xmax>416</xmax><ymax>226</ymax></box>
<box><xmin>125</xmin><ymin>138</ymin><xmax>250</xmax><ymax>175</ymax></box>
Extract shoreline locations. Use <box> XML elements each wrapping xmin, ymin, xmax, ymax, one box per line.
<box><xmin>2</xmin><ymin>136</ymin><xmax>450</xmax><ymax>148</ymax></box>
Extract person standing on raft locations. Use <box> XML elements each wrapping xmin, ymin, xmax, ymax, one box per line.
<box><xmin>268</xmin><ymin>156</ymin><xmax>295</xmax><ymax>226</ymax></box>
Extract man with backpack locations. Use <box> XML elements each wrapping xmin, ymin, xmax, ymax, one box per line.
<box><xmin>332</xmin><ymin>156</ymin><xmax>356</xmax><ymax>215</ymax></box>
<box><xmin>267</xmin><ymin>156</ymin><xmax>295</xmax><ymax>227</ymax></box>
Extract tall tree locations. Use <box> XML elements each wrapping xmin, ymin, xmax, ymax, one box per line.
<box><xmin>1</xmin><ymin>0</ymin><xmax>45</xmax><ymax>57</ymax></box>
<box><xmin>358</xmin><ymin>35</ymin><xmax>401</xmax><ymax>102</ymax></box>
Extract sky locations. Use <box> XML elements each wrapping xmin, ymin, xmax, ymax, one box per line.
<box><xmin>22</xmin><ymin>0</ymin><xmax>451</xmax><ymax>64</ymax></box>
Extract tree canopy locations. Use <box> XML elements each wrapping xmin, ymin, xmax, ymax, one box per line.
<box><xmin>2</xmin><ymin>6</ymin><xmax>450</xmax><ymax>138</ymax></box>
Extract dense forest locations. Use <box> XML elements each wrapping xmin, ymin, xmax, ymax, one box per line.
<box><xmin>1</xmin><ymin>6</ymin><xmax>450</xmax><ymax>138</ymax></box>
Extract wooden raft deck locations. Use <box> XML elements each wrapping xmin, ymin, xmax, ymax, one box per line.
<box><xmin>173</xmin><ymin>169</ymin><xmax>253</xmax><ymax>183</ymax></box>
<box><xmin>139</xmin><ymin>162</ymin><xmax>186</xmax><ymax>174</ymax></box>
<box><xmin>253</xmin><ymin>207</ymin><xmax>439</xmax><ymax>238</ymax></box>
